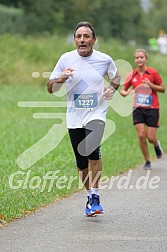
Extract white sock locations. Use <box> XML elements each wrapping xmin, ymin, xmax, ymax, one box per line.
<box><xmin>87</xmin><ymin>189</ymin><xmax>91</xmax><ymax>197</ymax></box>
<box><xmin>91</xmin><ymin>188</ymin><xmax>99</xmax><ymax>196</ymax></box>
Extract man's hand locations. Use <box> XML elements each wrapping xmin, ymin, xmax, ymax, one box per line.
<box><xmin>61</xmin><ymin>68</ymin><xmax>75</xmax><ymax>81</ymax></box>
<box><xmin>103</xmin><ymin>86</ymin><xmax>115</xmax><ymax>100</ymax></box>
<box><xmin>47</xmin><ymin>68</ymin><xmax>75</xmax><ymax>93</ymax></box>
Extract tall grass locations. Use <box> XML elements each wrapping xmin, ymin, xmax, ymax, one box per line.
<box><xmin>0</xmin><ymin>34</ymin><xmax>167</xmax><ymax>224</ymax></box>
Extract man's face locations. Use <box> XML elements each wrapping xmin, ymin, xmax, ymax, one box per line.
<box><xmin>74</xmin><ymin>26</ymin><xmax>96</xmax><ymax>57</ymax></box>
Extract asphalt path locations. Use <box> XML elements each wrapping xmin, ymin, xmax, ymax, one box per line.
<box><xmin>0</xmin><ymin>156</ymin><xmax>167</xmax><ymax>252</ymax></box>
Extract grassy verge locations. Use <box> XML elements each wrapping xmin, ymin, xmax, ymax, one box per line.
<box><xmin>0</xmin><ymin>35</ymin><xmax>167</xmax><ymax>224</ymax></box>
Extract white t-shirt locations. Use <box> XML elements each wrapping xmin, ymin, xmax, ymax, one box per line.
<box><xmin>49</xmin><ymin>49</ymin><xmax>117</xmax><ymax>128</ymax></box>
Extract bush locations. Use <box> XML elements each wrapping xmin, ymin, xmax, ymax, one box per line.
<box><xmin>0</xmin><ymin>4</ymin><xmax>25</xmax><ymax>34</ymax></box>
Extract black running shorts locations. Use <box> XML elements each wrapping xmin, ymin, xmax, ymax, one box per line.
<box><xmin>133</xmin><ymin>108</ymin><xmax>159</xmax><ymax>127</ymax></box>
<box><xmin>68</xmin><ymin>120</ymin><xmax>105</xmax><ymax>170</ymax></box>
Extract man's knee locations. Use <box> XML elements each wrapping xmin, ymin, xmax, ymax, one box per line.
<box><xmin>88</xmin><ymin>159</ymin><xmax>101</xmax><ymax>166</ymax></box>
<box><xmin>76</xmin><ymin>156</ymin><xmax>88</xmax><ymax>170</ymax></box>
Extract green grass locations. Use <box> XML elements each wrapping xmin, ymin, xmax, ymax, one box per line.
<box><xmin>0</xmin><ymin>34</ymin><xmax>167</xmax><ymax>224</ymax></box>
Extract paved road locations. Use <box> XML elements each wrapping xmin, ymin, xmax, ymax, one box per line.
<box><xmin>0</xmin><ymin>156</ymin><xmax>167</xmax><ymax>252</ymax></box>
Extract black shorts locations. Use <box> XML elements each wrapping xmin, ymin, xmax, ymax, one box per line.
<box><xmin>133</xmin><ymin>108</ymin><xmax>159</xmax><ymax>127</ymax></box>
<box><xmin>68</xmin><ymin>120</ymin><xmax>105</xmax><ymax>170</ymax></box>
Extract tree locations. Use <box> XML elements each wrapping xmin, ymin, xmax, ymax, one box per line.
<box><xmin>0</xmin><ymin>0</ymin><xmax>155</xmax><ymax>43</ymax></box>
<box><xmin>21</xmin><ymin>0</ymin><xmax>67</xmax><ymax>34</ymax></box>
<box><xmin>0</xmin><ymin>0</ymin><xmax>21</xmax><ymax>7</ymax></box>
<box><xmin>90</xmin><ymin>0</ymin><xmax>143</xmax><ymax>41</ymax></box>
<box><xmin>149</xmin><ymin>0</ymin><xmax>167</xmax><ymax>34</ymax></box>
<box><xmin>63</xmin><ymin>0</ymin><xmax>144</xmax><ymax>42</ymax></box>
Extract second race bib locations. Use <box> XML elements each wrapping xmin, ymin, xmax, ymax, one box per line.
<box><xmin>136</xmin><ymin>93</ymin><xmax>152</xmax><ymax>107</ymax></box>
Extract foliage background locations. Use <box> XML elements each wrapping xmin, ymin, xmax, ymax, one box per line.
<box><xmin>0</xmin><ymin>0</ymin><xmax>167</xmax><ymax>43</ymax></box>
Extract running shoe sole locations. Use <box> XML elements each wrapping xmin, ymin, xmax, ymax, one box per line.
<box><xmin>86</xmin><ymin>210</ymin><xmax>104</xmax><ymax>217</ymax></box>
<box><xmin>85</xmin><ymin>213</ymin><xmax>97</xmax><ymax>217</ymax></box>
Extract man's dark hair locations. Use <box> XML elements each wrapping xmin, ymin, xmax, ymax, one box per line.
<box><xmin>74</xmin><ymin>21</ymin><xmax>96</xmax><ymax>38</ymax></box>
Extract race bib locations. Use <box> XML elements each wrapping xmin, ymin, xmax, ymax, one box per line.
<box><xmin>74</xmin><ymin>93</ymin><xmax>98</xmax><ymax>110</ymax></box>
<box><xmin>136</xmin><ymin>93</ymin><xmax>152</xmax><ymax>107</ymax></box>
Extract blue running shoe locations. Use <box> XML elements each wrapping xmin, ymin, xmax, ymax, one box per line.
<box><xmin>84</xmin><ymin>196</ymin><xmax>92</xmax><ymax>216</ymax></box>
<box><xmin>90</xmin><ymin>194</ymin><xmax>104</xmax><ymax>216</ymax></box>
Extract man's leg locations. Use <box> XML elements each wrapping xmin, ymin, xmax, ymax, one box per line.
<box><xmin>68</xmin><ymin>128</ymin><xmax>90</xmax><ymax>189</ymax></box>
<box><xmin>68</xmin><ymin>128</ymin><xmax>93</xmax><ymax>215</ymax></box>
<box><xmin>86</xmin><ymin>159</ymin><xmax>104</xmax><ymax>215</ymax></box>
<box><xmin>84</xmin><ymin>120</ymin><xmax>104</xmax><ymax>215</ymax></box>
<box><xmin>68</xmin><ymin>122</ymin><xmax>105</xmax><ymax>216</ymax></box>
<box><xmin>88</xmin><ymin>159</ymin><xmax>102</xmax><ymax>189</ymax></box>
<box><xmin>77</xmin><ymin>160</ymin><xmax>102</xmax><ymax>190</ymax></box>
<box><xmin>77</xmin><ymin>167</ymin><xmax>90</xmax><ymax>190</ymax></box>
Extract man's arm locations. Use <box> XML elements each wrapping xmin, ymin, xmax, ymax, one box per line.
<box><xmin>47</xmin><ymin>68</ymin><xmax>75</xmax><ymax>93</ymax></box>
<box><xmin>103</xmin><ymin>71</ymin><xmax>121</xmax><ymax>99</ymax></box>
<box><xmin>110</xmin><ymin>71</ymin><xmax>121</xmax><ymax>91</ymax></box>
<box><xmin>47</xmin><ymin>79</ymin><xmax>64</xmax><ymax>93</ymax></box>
